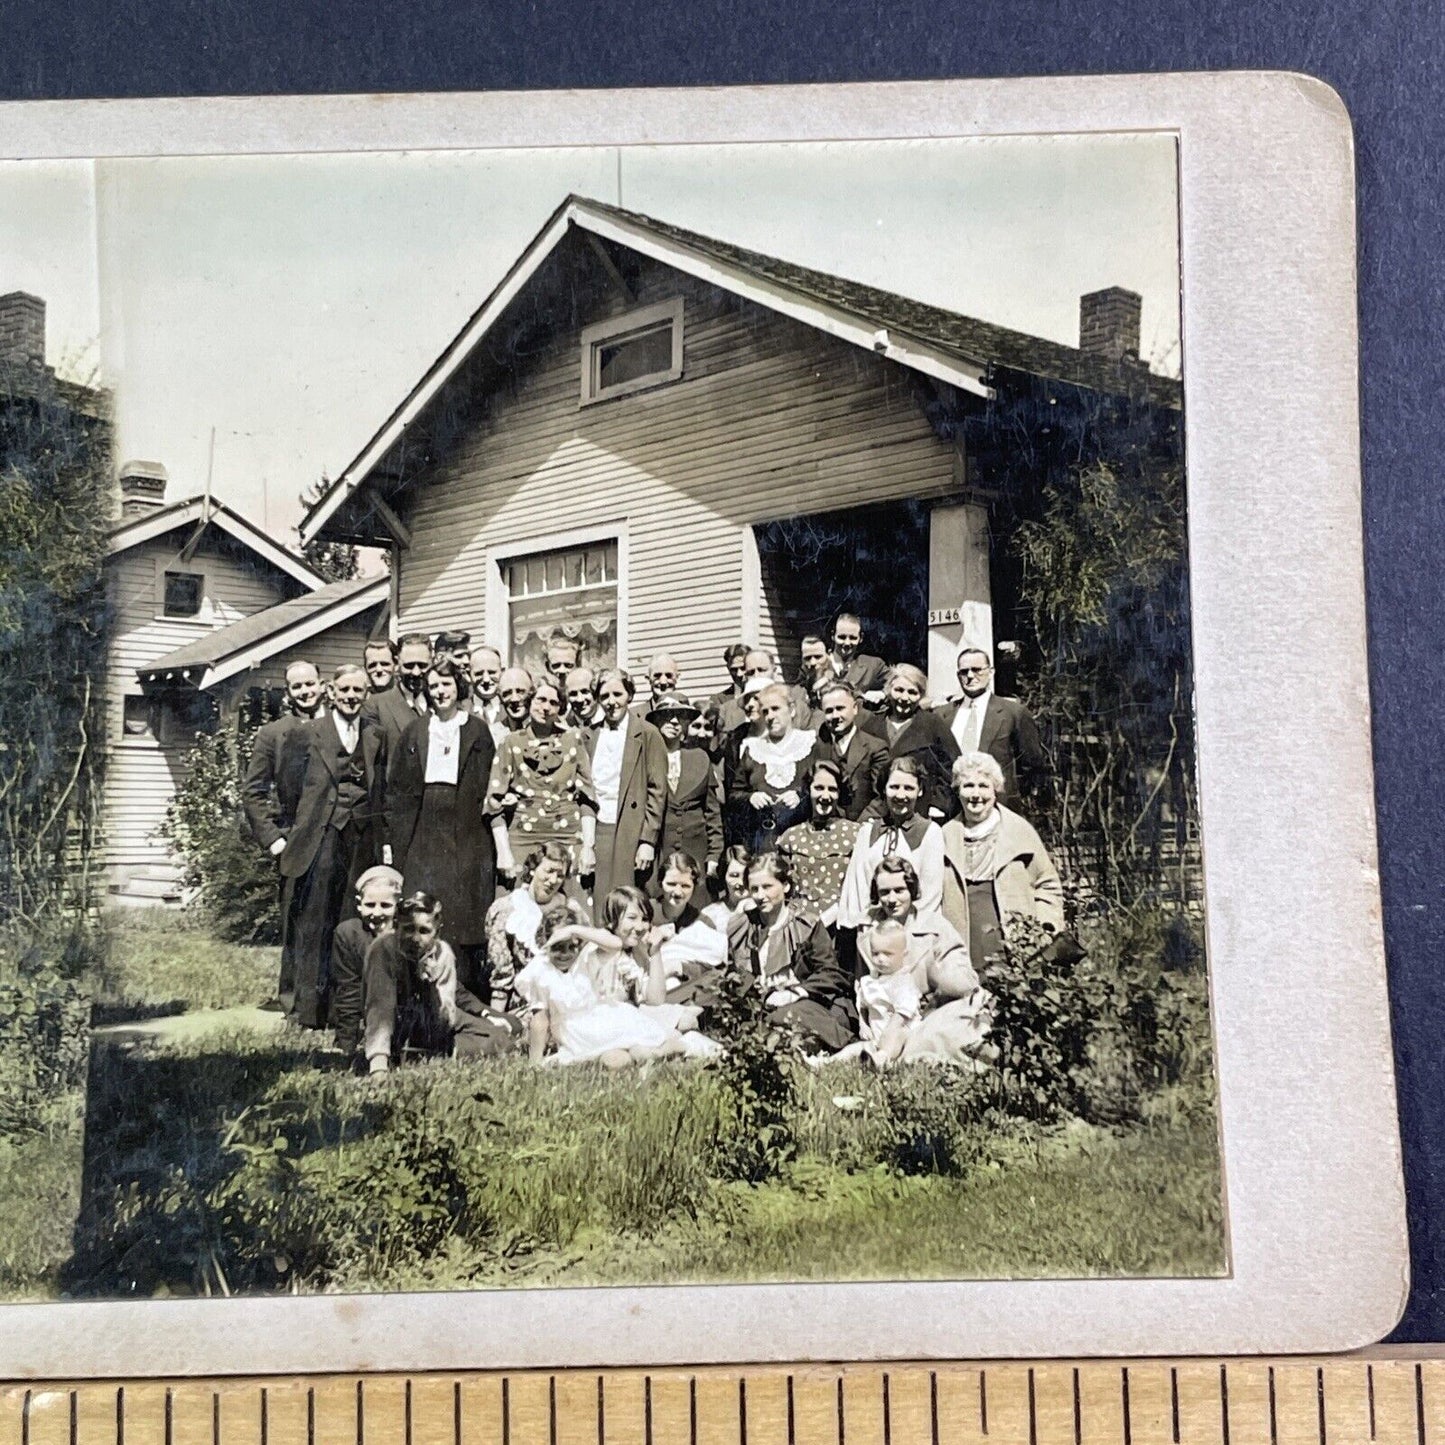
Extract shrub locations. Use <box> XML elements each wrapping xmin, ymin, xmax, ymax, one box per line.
<box><xmin>161</xmin><ymin>724</ymin><xmax>281</xmax><ymax>945</ymax></box>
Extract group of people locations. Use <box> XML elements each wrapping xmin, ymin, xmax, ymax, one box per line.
<box><xmin>240</xmin><ymin>613</ymin><xmax>1063</xmax><ymax>1075</ymax></box>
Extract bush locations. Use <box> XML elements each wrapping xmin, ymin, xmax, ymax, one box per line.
<box><xmin>161</xmin><ymin>724</ymin><xmax>281</xmax><ymax>945</ymax></box>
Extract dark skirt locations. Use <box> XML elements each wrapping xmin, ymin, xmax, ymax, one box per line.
<box><xmin>966</xmin><ymin>879</ymin><xmax>1005</xmax><ymax>969</ymax></box>
<box><xmin>401</xmin><ymin>781</ymin><xmax>496</xmax><ymax>947</ymax></box>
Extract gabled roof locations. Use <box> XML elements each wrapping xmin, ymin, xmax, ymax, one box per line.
<box><xmin>301</xmin><ymin>195</ymin><xmax>1180</xmax><ymax>544</ymax></box>
<box><xmin>138</xmin><ymin>573</ymin><xmax>390</xmax><ymax>690</ymax></box>
<box><xmin>108</xmin><ymin>495</ymin><xmax>322</xmax><ymax>590</ymax></box>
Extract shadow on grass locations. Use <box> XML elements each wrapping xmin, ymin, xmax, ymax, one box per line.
<box><xmin>88</xmin><ymin>998</ymin><xmax>188</xmax><ymax>1028</ymax></box>
<box><xmin>62</xmin><ymin>1033</ymin><xmax>362</xmax><ymax>1298</ymax></box>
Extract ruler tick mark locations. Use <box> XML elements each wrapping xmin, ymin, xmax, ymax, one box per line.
<box><xmin>1316</xmin><ymin>1368</ymin><xmax>1326</xmax><ymax>1445</ymax></box>
<box><xmin>21</xmin><ymin>1388</ymin><xmax>30</xmax><ymax>1445</ymax></box>
<box><xmin>1073</xmin><ymin>1369</ymin><xmax>1082</xmax><ymax>1445</ymax></box>
<box><xmin>1171</xmin><ymin>1368</ymin><xmax>1180</xmax><ymax>1445</ymax></box>
<box><xmin>357</xmin><ymin>1379</ymin><xmax>365</xmax><ymax>1445</ymax></box>
<box><xmin>455</xmin><ymin>1382</ymin><xmax>462</xmax><ymax>1445</ymax></box>
<box><xmin>165</xmin><ymin>1388</ymin><xmax>174</xmax><ymax>1445</ymax></box>
<box><xmin>1417</xmin><ymin>1364</ymin><xmax>1427</xmax><ymax>1445</ymax></box>
<box><xmin>1122</xmin><ymin>1369</ymin><xmax>1132</xmax><ymax>1445</ymax></box>
<box><xmin>929</xmin><ymin>1372</ymin><xmax>939</xmax><ymax>1445</ymax></box>
<box><xmin>502</xmin><ymin>1378</ymin><xmax>511</xmax><ymax>1445</ymax></box>
<box><xmin>739</xmin><ymin>1379</ymin><xmax>748</xmax><ymax>1445</ymax></box>
<box><xmin>689</xmin><ymin>1378</ymin><xmax>698</xmax><ymax>1445</ymax></box>
<box><xmin>980</xmin><ymin>1370</ymin><xmax>989</xmax><ymax>1435</ymax></box>
<box><xmin>1028</xmin><ymin>1370</ymin><xmax>1038</xmax><ymax>1445</ymax></box>
<box><xmin>1368</xmin><ymin>1366</ymin><xmax>1377</xmax><ymax>1440</ymax></box>
<box><xmin>1268</xmin><ymin>1368</ymin><xmax>1277</xmax><ymax>1445</ymax></box>
<box><xmin>883</xmin><ymin>1373</ymin><xmax>892</xmax><ymax>1445</ymax></box>
<box><xmin>213</xmin><ymin>1390</ymin><xmax>221</xmax><ymax>1445</ymax></box>
<box><xmin>837</xmin><ymin>1376</ymin><xmax>846</xmax><ymax>1445</ymax></box>
<box><xmin>117</xmin><ymin>1386</ymin><xmax>125</xmax><ymax>1445</ymax></box>
<box><xmin>787</xmin><ymin>1377</ymin><xmax>796</xmax><ymax>1445</ymax></box>
<box><xmin>260</xmin><ymin>1387</ymin><xmax>269</xmax><ymax>1445</ymax></box>
<box><xmin>598</xmin><ymin>1376</ymin><xmax>606</xmax><ymax>1445</ymax></box>
<box><xmin>309</xmin><ymin>1387</ymin><xmax>317</xmax><ymax>1445</ymax></box>
<box><xmin>407</xmin><ymin>1380</ymin><xmax>415</xmax><ymax>1445</ymax></box>
<box><xmin>550</xmin><ymin>1377</ymin><xmax>559</xmax><ymax>1445</ymax></box>
<box><xmin>646</xmin><ymin>1377</ymin><xmax>654</xmax><ymax>1445</ymax></box>
<box><xmin>70</xmin><ymin>1390</ymin><xmax>78</xmax><ymax>1445</ymax></box>
<box><xmin>1220</xmin><ymin>1366</ymin><xmax>1230</xmax><ymax>1445</ymax></box>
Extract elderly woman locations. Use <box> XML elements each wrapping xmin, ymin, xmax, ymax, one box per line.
<box><xmin>776</xmin><ymin>759</ymin><xmax>860</xmax><ymax>926</ymax></box>
<box><xmin>387</xmin><ymin>658</ymin><xmax>497</xmax><ymax>995</ymax></box>
<box><xmin>483</xmin><ymin>840</ymin><xmax>575</xmax><ymax>1012</ymax></box>
<box><xmin>728</xmin><ymin>680</ymin><xmax>817</xmax><ymax>855</ymax></box>
<box><xmin>650</xmin><ymin>693</ymin><xmax>724</xmax><ymax>885</ymax></box>
<box><xmin>941</xmin><ymin>751</ymin><xmax>1064</xmax><ymax>969</ymax></box>
<box><xmin>836</xmin><ymin>756</ymin><xmax>945</xmax><ymax>929</ymax></box>
<box><xmin>861</xmin><ymin>855</ymin><xmax>993</xmax><ymax>1066</ymax></box>
<box><xmin>487</xmin><ymin>673</ymin><xmax>597</xmax><ymax>885</ymax></box>
<box><xmin>876</xmin><ymin>663</ymin><xmax>961</xmax><ymax>822</ymax></box>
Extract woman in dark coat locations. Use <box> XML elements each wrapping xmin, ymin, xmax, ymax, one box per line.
<box><xmin>388</xmin><ymin>658</ymin><xmax>497</xmax><ymax>997</ymax></box>
<box><xmin>650</xmin><ymin>692</ymin><xmax>724</xmax><ymax>889</ymax></box>
<box><xmin>871</xmin><ymin>663</ymin><xmax>961</xmax><ymax>823</ymax></box>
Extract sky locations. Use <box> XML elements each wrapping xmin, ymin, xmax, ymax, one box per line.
<box><xmin>0</xmin><ymin>134</ymin><xmax>1180</xmax><ymax>545</ymax></box>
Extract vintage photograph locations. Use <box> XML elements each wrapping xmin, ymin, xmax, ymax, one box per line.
<box><xmin>0</xmin><ymin>130</ymin><xmax>1222</xmax><ymax>1304</ymax></box>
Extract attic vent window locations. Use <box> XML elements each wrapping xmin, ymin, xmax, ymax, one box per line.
<box><xmin>580</xmin><ymin>298</ymin><xmax>684</xmax><ymax>404</ymax></box>
<box><xmin>163</xmin><ymin>570</ymin><xmax>204</xmax><ymax>618</ymax></box>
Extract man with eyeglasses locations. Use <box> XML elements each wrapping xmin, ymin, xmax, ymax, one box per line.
<box><xmin>936</xmin><ymin>644</ymin><xmax>1049</xmax><ymax>804</ymax></box>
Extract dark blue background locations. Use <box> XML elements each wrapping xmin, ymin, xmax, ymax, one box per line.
<box><xmin>2</xmin><ymin>0</ymin><xmax>1440</xmax><ymax>1342</ymax></box>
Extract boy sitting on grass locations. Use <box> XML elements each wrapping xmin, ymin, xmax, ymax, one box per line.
<box><xmin>329</xmin><ymin>864</ymin><xmax>401</xmax><ymax>1061</ymax></box>
<box><xmin>363</xmin><ymin>890</ymin><xmax>521</xmax><ymax>1075</ymax></box>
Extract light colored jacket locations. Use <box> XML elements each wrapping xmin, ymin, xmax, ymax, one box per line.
<box><xmin>940</xmin><ymin>806</ymin><xmax>1064</xmax><ymax>941</ymax></box>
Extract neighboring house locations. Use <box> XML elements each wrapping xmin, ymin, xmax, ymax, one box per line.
<box><xmin>103</xmin><ymin>469</ymin><xmax>388</xmax><ymax>903</ymax></box>
<box><xmin>300</xmin><ymin>196</ymin><xmax>1181</xmax><ymax>698</ymax></box>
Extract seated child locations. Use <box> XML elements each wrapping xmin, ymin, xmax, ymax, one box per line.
<box><xmin>363</xmin><ymin>891</ymin><xmax>521</xmax><ymax>1074</ymax></box>
<box><xmin>329</xmin><ymin>864</ymin><xmax>402</xmax><ymax>1059</ymax></box>
<box><xmin>515</xmin><ymin>899</ymin><xmax>692</xmax><ymax>1069</ymax></box>
<box><xmin>829</xmin><ymin>917</ymin><xmax>924</xmax><ymax>1070</ymax></box>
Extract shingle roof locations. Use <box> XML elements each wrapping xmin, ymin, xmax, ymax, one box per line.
<box><xmin>576</xmin><ymin>198</ymin><xmax>1181</xmax><ymax>406</ymax></box>
<box><xmin>139</xmin><ymin>574</ymin><xmax>387</xmax><ymax>680</ymax></box>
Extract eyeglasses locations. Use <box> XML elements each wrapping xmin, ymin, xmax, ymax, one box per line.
<box><xmin>957</xmin><ymin>666</ymin><xmax>991</xmax><ymax>677</ymax></box>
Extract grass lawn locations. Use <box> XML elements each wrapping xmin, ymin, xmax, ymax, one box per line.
<box><xmin>50</xmin><ymin>907</ymin><xmax>1225</xmax><ymax>1300</ymax></box>
<box><xmin>0</xmin><ymin>1112</ymin><xmax>85</xmax><ymax>1298</ymax></box>
<box><xmin>98</xmin><ymin>908</ymin><xmax>276</xmax><ymax>1018</ymax></box>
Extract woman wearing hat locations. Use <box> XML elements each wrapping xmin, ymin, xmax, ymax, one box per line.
<box><xmin>728</xmin><ymin>681</ymin><xmax>818</xmax><ymax>856</ymax></box>
<box><xmin>649</xmin><ymin>692</ymin><xmax>724</xmax><ymax>885</ymax></box>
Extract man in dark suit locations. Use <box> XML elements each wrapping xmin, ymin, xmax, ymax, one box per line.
<box><xmin>809</xmin><ymin>681</ymin><xmax>889</xmax><ymax>821</ymax></box>
<box><xmin>934</xmin><ymin>645</ymin><xmax>1050</xmax><ymax>805</ymax></box>
<box><xmin>277</xmin><ymin>664</ymin><xmax>387</xmax><ymax>1029</ymax></box>
<box><xmin>828</xmin><ymin>613</ymin><xmax>889</xmax><ymax>704</ymax></box>
<box><xmin>362</xmin><ymin>637</ymin><xmax>397</xmax><ymax>696</ymax></box>
<box><xmin>362</xmin><ymin>632</ymin><xmax>431</xmax><ymax>752</ymax></box>
<box><xmin>242</xmin><ymin>660</ymin><xmax>326</xmax><ymax>861</ymax></box>
<box><xmin>707</xmin><ymin>642</ymin><xmax>751</xmax><ymax>733</ymax></box>
<box><xmin>587</xmin><ymin>668</ymin><xmax>668</xmax><ymax>901</ymax></box>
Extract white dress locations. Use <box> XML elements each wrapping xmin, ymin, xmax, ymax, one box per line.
<box><xmin>515</xmin><ymin>953</ymin><xmax>676</xmax><ymax>1064</ymax></box>
<box><xmin>856</xmin><ymin>969</ymin><xmax>923</xmax><ymax>1045</ymax></box>
<box><xmin>580</xmin><ymin>944</ymin><xmax>723</xmax><ymax>1058</ymax></box>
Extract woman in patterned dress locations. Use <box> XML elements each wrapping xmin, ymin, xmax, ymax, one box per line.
<box><xmin>776</xmin><ymin>759</ymin><xmax>860</xmax><ymax>927</ymax></box>
<box><xmin>487</xmin><ymin>675</ymin><xmax>598</xmax><ymax>889</ymax></box>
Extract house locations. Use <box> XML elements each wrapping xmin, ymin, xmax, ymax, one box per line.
<box><xmin>300</xmin><ymin>196</ymin><xmax>1181</xmax><ymax>700</ymax></box>
<box><xmin>104</xmin><ymin>468</ymin><xmax>388</xmax><ymax>902</ymax></box>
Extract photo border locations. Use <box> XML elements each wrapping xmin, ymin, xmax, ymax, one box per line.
<box><xmin>0</xmin><ymin>71</ymin><xmax>1403</xmax><ymax>1373</ymax></box>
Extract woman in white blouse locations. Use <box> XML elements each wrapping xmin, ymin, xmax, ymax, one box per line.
<box><xmin>387</xmin><ymin>658</ymin><xmax>498</xmax><ymax>995</ymax></box>
<box><xmin>836</xmin><ymin>756</ymin><xmax>946</xmax><ymax>930</ymax></box>
<box><xmin>727</xmin><ymin>681</ymin><xmax>817</xmax><ymax>855</ymax></box>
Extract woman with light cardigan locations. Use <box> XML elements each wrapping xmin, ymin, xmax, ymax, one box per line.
<box><xmin>940</xmin><ymin>751</ymin><xmax>1064</xmax><ymax>968</ymax></box>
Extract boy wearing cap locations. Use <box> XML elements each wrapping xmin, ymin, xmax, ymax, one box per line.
<box><xmin>329</xmin><ymin>864</ymin><xmax>403</xmax><ymax>1060</ymax></box>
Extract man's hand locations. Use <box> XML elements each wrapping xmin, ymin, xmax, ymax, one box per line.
<box><xmin>578</xmin><ymin>844</ymin><xmax>597</xmax><ymax>876</ymax></box>
<box><xmin>634</xmin><ymin>842</ymin><xmax>655</xmax><ymax>872</ymax></box>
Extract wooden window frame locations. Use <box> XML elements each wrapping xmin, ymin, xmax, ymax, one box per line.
<box><xmin>579</xmin><ymin>298</ymin><xmax>684</xmax><ymax>406</ymax></box>
<box><xmin>153</xmin><ymin>556</ymin><xmax>211</xmax><ymax>623</ymax></box>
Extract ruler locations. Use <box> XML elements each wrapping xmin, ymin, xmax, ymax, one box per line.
<box><xmin>5</xmin><ymin>1357</ymin><xmax>1445</xmax><ymax>1445</ymax></box>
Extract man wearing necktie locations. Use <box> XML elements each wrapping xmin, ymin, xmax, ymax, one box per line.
<box><xmin>935</xmin><ymin>645</ymin><xmax>1050</xmax><ymax>806</ymax></box>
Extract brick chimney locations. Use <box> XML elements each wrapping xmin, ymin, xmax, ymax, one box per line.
<box><xmin>0</xmin><ymin>291</ymin><xmax>46</xmax><ymax>369</ymax></box>
<box><xmin>118</xmin><ymin>460</ymin><xmax>169</xmax><ymax>519</ymax></box>
<box><xmin>1079</xmin><ymin>287</ymin><xmax>1142</xmax><ymax>363</ymax></box>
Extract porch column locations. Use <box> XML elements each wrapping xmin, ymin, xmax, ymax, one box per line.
<box><xmin>926</xmin><ymin>501</ymin><xmax>991</xmax><ymax>700</ymax></box>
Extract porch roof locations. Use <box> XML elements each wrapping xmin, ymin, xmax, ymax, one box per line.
<box><xmin>137</xmin><ymin>573</ymin><xmax>389</xmax><ymax>690</ymax></box>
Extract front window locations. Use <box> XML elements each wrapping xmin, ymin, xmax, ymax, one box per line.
<box><xmin>163</xmin><ymin>570</ymin><xmax>204</xmax><ymax>618</ymax></box>
<box><xmin>503</xmin><ymin>541</ymin><xmax>618</xmax><ymax>676</ymax></box>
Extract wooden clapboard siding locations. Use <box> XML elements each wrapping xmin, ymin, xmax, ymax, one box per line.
<box><xmin>212</xmin><ymin>611</ymin><xmax>385</xmax><ymax>700</ymax></box>
<box><xmin>103</xmin><ymin>528</ymin><xmax>308</xmax><ymax>875</ymax></box>
<box><xmin>396</xmin><ymin>256</ymin><xmax>955</xmax><ymax>695</ymax></box>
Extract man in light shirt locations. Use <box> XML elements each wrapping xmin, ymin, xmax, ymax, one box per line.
<box><xmin>468</xmin><ymin>644</ymin><xmax>508</xmax><ymax>745</ymax></box>
<box><xmin>935</xmin><ymin>645</ymin><xmax>1049</xmax><ymax>805</ymax></box>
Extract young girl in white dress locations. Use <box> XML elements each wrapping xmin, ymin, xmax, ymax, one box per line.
<box><xmin>828</xmin><ymin>917</ymin><xmax>924</xmax><ymax>1070</ymax></box>
<box><xmin>515</xmin><ymin>899</ymin><xmax>688</xmax><ymax>1068</ymax></box>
